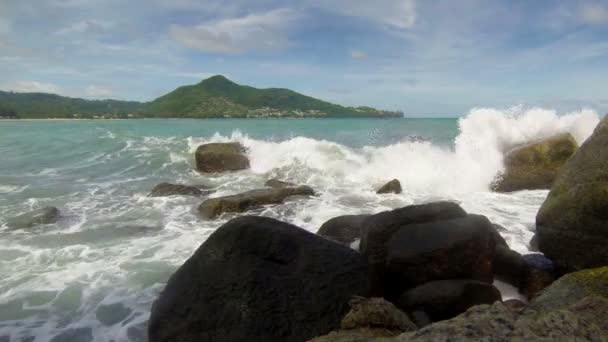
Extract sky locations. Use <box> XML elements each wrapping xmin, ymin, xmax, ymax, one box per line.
<box><xmin>1</xmin><ymin>0</ymin><xmax>607</xmax><ymax>116</ymax></box>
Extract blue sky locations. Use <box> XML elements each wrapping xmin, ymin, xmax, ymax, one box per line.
<box><xmin>1</xmin><ymin>0</ymin><xmax>607</xmax><ymax>116</ymax></box>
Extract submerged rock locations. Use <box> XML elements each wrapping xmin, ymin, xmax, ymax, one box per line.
<box><xmin>493</xmin><ymin>133</ymin><xmax>577</xmax><ymax>192</ymax></box>
<box><xmin>317</xmin><ymin>215</ymin><xmax>370</xmax><ymax>245</ymax></box>
<box><xmin>194</xmin><ymin>142</ymin><xmax>250</xmax><ymax>173</ymax></box>
<box><xmin>149</xmin><ymin>216</ymin><xmax>369</xmax><ymax>342</ymax></box>
<box><xmin>384</xmin><ymin>214</ymin><xmax>496</xmax><ymax>294</ymax></box>
<box><xmin>198</xmin><ymin>186</ymin><xmax>314</xmax><ymax>219</ymax></box>
<box><xmin>359</xmin><ymin>201</ymin><xmax>468</xmax><ymax>296</ymax></box>
<box><xmin>536</xmin><ymin>117</ymin><xmax>608</xmax><ymax>272</ymax></box>
<box><xmin>148</xmin><ymin>182</ymin><xmax>211</xmax><ymax>197</ymax></box>
<box><xmin>398</xmin><ymin>279</ymin><xmax>502</xmax><ymax>322</ymax></box>
<box><xmin>7</xmin><ymin>206</ymin><xmax>60</xmax><ymax>230</ymax></box>
<box><xmin>376</xmin><ymin>180</ymin><xmax>402</xmax><ymax>194</ymax></box>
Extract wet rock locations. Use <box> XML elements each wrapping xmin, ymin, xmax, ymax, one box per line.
<box><xmin>7</xmin><ymin>206</ymin><xmax>60</xmax><ymax>230</ymax></box>
<box><xmin>148</xmin><ymin>183</ymin><xmax>211</xmax><ymax>197</ymax></box>
<box><xmin>149</xmin><ymin>216</ymin><xmax>369</xmax><ymax>342</ymax></box>
<box><xmin>503</xmin><ymin>299</ymin><xmax>527</xmax><ymax>314</ymax></box>
<box><xmin>359</xmin><ymin>201</ymin><xmax>468</xmax><ymax>296</ymax></box>
<box><xmin>309</xmin><ymin>328</ymin><xmax>401</xmax><ymax>341</ymax></box>
<box><xmin>529</xmin><ymin>266</ymin><xmax>608</xmax><ymax>311</ymax></box>
<box><xmin>521</xmin><ymin>254</ymin><xmax>556</xmax><ymax>299</ymax></box>
<box><xmin>493</xmin><ymin>133</ymin><xmax>577</xmax><ymax>192</ymax></box>
<box><xmin>317</xmin><ymin>215</ymin><xmax>370</xmax><ymax>245</ymax></box>
<box><xmin>536</xmin><ymin>117</ymin><xmax>608</xmax><ymax>272</ymax></box>
<box><xmin>96</xmin><ymin>302</ymin><xmax>132</xmax><ymax>326</ymax></box>
<box><xmin>198</xmin><ymin>186</ymin><xmax>315</xmax><ymax>219</ymax></box>
<box><xmin>398</xmin><ymin>279</ymin><xmax>502</xmax><ymax>322</ymax></box>
<box><xmin>384</xmin><ymin>214</ymin><xmax>496</xmax><ymax>295</ymax></box>
<box><xmin>377</xmin><ymin>179</ymin><xmax>402</xmax><ymax>194</ymax></box>
<box><xmin>341</xmin><ymin>297</ymin><xmax>416</xmax><ymax>332</ymax></box>
<box><xmin>194</xmin><ymin>142</ymin><xmax>250</xmax><ymax>173</ymax></box>
<box><xmin>265</xmin><ymin>179</ymin><xmax>296</xmax><ymax>188</ymax></box>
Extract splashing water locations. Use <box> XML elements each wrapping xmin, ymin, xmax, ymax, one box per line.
<box><xmin>0</xmin><ymin>107</ymin><xmax>600</xmax><ymax>341</ymax></box>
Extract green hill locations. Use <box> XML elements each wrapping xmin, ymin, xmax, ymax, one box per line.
<box><xmin>0</xmin><ymin>75</ymin><xmax>402</xmax><ymax>119</ymax></box>
<box><xmin>144</xmin><ymin>75</ymin><xmax>402</xmax><ymax>118</ymax></box>
<box><xmin>0</xmin><ymin>91</ymin><xmax>142</xmax><ymax>119</ymax></box>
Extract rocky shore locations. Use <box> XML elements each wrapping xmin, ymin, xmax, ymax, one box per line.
<box><xmin>7</xmin><ymin>117</ymin><xmax>607</xmax><ymax>341</ymax></box>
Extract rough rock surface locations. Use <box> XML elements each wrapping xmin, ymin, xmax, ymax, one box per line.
<box><xmin>359</xmin><ymin>201</ymin><xmax>468</xmax><ymax>295</ymax></box>
<box><xmin>148</xmin><ymin>183</ymin><xmax>210</xmax><ymax>197</ymax></box>
<box><xmin>7</xmin><ymin>206</ymin><xmax>60</xmax><ymax>230</ymax></box>
<box><xmin>194</xmin><ymin>142</ymin><xmax>250</xmax><ymax>173</ymax></box>
<box><xmin>494</xmin><ymin>133</ymin><xmax>577</xmax><ymax>192</ymax></box>
<box><xmin>317</xmin><ymin>215</ymin><xmax>370</xmax><ymax>245</ymax></box>
<box><xmin>398</xmin><ymin>279</ymin><xmax>502</xmax><ymax>321</ymax></box>
<box><xmin>198</xmin><ymin>185</ymin><xmax>315</xmax><ymax>219</ymax></box>
<box><xmin>149</xmin><ymin>216</ymin><xmax>370</xmax><ymax>342</ymax></box>
<box><xmin>393</xmin><ymin>296</ymin><xmax>608</xmax><ymax>341</ymax></box>
<box><xmin>384</xmin><ymin>214</ymin><xmax>496</xmax><ymax>293</ymax></box>
<box><xmin>536</xmin><ymin>117</ymin><xmax>608</xmax><ymax>272</ymax></box>
<box><xmin>341</xmin><ymin>297</ymin><xmax>416</xmax><ymax>331</ymax></box>
<box><xmin>377</xmin><ymin>180</ymin><xmax>402</xmax><ymax>194</ymax></box>
<box><xmin>529</xmin><ymin>266</ymin><xmax>608</xmax><ymax>311</ymax></box>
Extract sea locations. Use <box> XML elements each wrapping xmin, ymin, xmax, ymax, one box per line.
<box><xmin>0</xmin><ymin>106</ymin><xmax>601</xmax><ymax>341</ymax></box>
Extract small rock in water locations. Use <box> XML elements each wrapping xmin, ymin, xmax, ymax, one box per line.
<box><xmin>265</xmin><ymin>178</ymin><xmax>296</xmax><ymax>188</ymax></box>
<box><xmin>194</xmin><ymin>142</ymin><xmax>250</xmax><ymax>173</ymax></box>
<box><xmin>148</xmin><ymin>182</ymin><xmax>210</xmax><ymax>197</ymax></box>
<box><xmin>6</xmin><ymin>206</ymin><xmax>60</xmax><ymax>230</ymax></box>
<box><xmin>50</xmin><ymin>327</ymin><xmax>93</xmax><ymax>342</ymax></box>
<box><xmin>198</xmin><ymin>186</ymin><xmax>315</xmax><ymax>219</ymax></box>
<box><xmin>376</xmin><ymin>179</ymin><xmax>402</xmax><ymax>194</ymax></box>
<box><xmin>96</xmin><ymin>302</ymin><xmax>132</xmax><ymax>326</ymax></box>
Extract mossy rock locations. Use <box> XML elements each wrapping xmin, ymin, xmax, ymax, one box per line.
<box><xmin>494</xmin><ymin>133</ymin><xmax>577</xmax><ymax>192</ymax></box>
<box><xmin>529</xmin><ymin>266</ymin><xmax>608</xmax><ymax>311</ymax></box>
<box><xmin>536</xmin><ymin>117</ymin><xmax>608</xmax><ymax>272</ymax></box>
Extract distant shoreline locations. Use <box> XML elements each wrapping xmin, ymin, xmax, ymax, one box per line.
<box><xmin>0</xmin><ymin>116</ymin><xmax>407</xmax><ymax>121</ymax></box>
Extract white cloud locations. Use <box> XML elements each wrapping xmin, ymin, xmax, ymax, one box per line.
<box><xmin>2</xmin><ymin>81</ymin><xmax>62</xmax><ymax>94</ymax></box>
<box><xmin>169</xmin><ymin>8</ymin><xmax>298</xmax><ymax>53</ymax></box>
<box><xmin>580</xmin><ymin>3</ymin><xmax>608</xmax><ymax>25</ymax></box>
<box><xmin>85</xmin><ymin>85</ymin><xmax>113</xmax><ymax>98</ymax></box>
<box><xmin>56</xmin><ymin>19</ymin><xmax>114</xmax><ymax>35</ymax></box>
<box><xmin>350</xmin><ymin>50</ymin><xmax>368</xmax><ymax>60</ymax></box>
<box><xmin>309</xmin><ymin>0</ymin><xmax>416</xmax><ymax>29</ymax></box>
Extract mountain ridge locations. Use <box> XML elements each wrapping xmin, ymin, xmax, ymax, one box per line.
<box><xmin>0</xmin><ymin>75</ymin><xmax>403</xmax><ymax>119</ymax></box>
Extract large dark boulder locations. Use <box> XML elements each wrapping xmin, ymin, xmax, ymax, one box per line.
<box><xmin>317</xmin><ymin>215</ymin><xmax>370</xmax><ymax>246</ymax></box>
<box><xmin>195</xmin><ymin>142</ymin><xmax>250</xmax><ymax>173</ymax></box>
<box><xmin>377</xmin><ymin>179</ymin><xmax>402</xmax><ymax>194</ymax></box>
<box><xmin>149</xmin><ymin>216</ymin><xmax>369</xmax><ymax>342</ymax></box>
<box><xmin>493</xmin><ymin>246</ymin><xmax>527</xmax><ymax>288</ymax></box>
<box><xmin>359</xmin><ymin>201</ymin><xmax>468</xmax><ymax>295</ymax></box>
<box><xmin>397</xmin><ymin>279</ymin><xmax>502</xmax><ymax>322</ymax></box>
<box><xmin>148</xmin><ymin>183</ymin><xmax>211</xmax><ymax>197</ymax></box>
<box><xmin>536</xmin><ymin>117</ymin><xmax>608</xmax><ymax>272</ymax></box>
<box><xmin>198</xmin><ymin>186</ymin><xmax>315</xmax><ymax>219</ymax></box>
<box><xmin>384</xmin><ymin>214</ymin><xmax>496</xmax><ymax>294</ymax></box>
<box><xmin>7</xmin><ymin>206</ymin><xmax>60</xmax><ymax>230</ymax></box>
<box><xmin>493</xmin><ymin>133</ymin><xmax>577</xmax><ymax>192</ymax></box>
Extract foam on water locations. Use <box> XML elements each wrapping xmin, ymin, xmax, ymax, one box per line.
<box><xmin>0</xmin><ymin>107</ymin><xmax>600</xmax><ymax>341</ymax></box>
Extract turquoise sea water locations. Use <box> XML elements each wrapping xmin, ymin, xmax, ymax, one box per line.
<box><xmin>0</xmin><ymin>112</ymin><xmax>598</xmax><ymax>341</ymax></box>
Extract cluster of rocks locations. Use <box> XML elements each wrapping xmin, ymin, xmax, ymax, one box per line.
<box><xmin>148</xmin><ymin>116</ymin><xmax>608</xmax><ymax>341</ymax></box>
